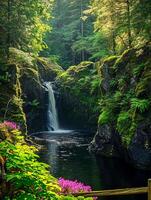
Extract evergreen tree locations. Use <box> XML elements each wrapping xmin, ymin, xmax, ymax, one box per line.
<box><xmin>0</xmin><ymin>0</ymin><xmax>54</xmax><ymax>58</ymax></box>
<box><xmin>89</xmin><ymin>0</ymin><xmax>151</xmax><ymax>54</ymax></box>
<box><xmin>42</xmin><ymin>0</ymin><xmax>94</xmax><ymax>68</ymax></box>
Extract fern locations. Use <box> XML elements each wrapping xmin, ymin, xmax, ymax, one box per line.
<box><xmin>133</xmin><ymin>63</ymin><xmax>146</xmax><ymax>76</ymax></box>
<box><xmin>98</xmin><ymin>109</ymin><xmax>111</xmax><ymax>125</ymax></box>
<box><xmin>117</xmin><ymin>111</ymin><xmax>130</xmax><ymax>133</ymax></box>
<box><xmin>91</xmin><ymin>75</ymin><xmax>101</xmax><ymax>94</ymax></box>
<box><xmin>136</xmin><ymin>70</ymin><xmax>151</xmax><ymax>95</ymax></box>
<box><xmin>131</xmin><ymin>98</ymin><xmax>150</xmax><ymax>113</ymax></box>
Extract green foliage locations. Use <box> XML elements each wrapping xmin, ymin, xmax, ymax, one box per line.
<box><xmin>42</xmin><ymin>0</ymin><xmax>95</xmax><ymax>67</ymax></box>
<box><xmin>98</xmin><ymin>92</ymin><xmax>121</xmax><ymax>125</ymax></box>
<box><xmin>97</xmin><ymin>44</ymin><xmax>151</xmax><ymax>145</ymax></box>
<box><xmin>135</xmin><ymin>66</ymin><xmax>151</xmax><ymax>96</ymax></box>
<box><xmin>0</xmin><ymin>62</ymin><xmax>27</xmax><ymax>130</ymax></box>
<box><xmin>57</xmin><ymin>62</ymin><xmax>100</xmax><ymax>126</ymax></box>
<box><xmin>0</xmin><ymin>126</ymin><xmax>60</xmax><ymax>199</ymax></box>
<box><xmin>88</xmin><ymin>0</ymin><xmax>151</xmax><ymax>54</ymax></box>
<box><xmin>9</xmin><ymin>48</ymin><xmax>35</xmax><ymax>67</ymax></box>
<box><xmin>98</xmin><ymin>110</ymin><xmax>111</xmax><ymax>125</ymax></box>
<box><xmin>131</xmin><ymin>98</ymin><xmax>150</xmax><ymax>113</ymax></box>
<box><xmin>28</xmin><ymin>100</ymin><xmax>40</xmax><ymax>107</ymax></box>
<box><xmin>117</xmin><ymin>111</ymin><xmax>131</xmax><ymax>137</ymax></box>
<box><xmin>0</xmin><ymin>0</ymin><xmax>54</xmax><ymax>56</ymax></box>
<box><xmin>133</xmin><ymin>62</ymin><xmax>147</xmax><ymax>76</ymax></box>
<box><xmin>0</xmin><ymin>123</ymin><xmax>93</xmax><ymax>199</ymax></box>
<box><xmin>91</xmin><ymin>75</ymin><xmax>101</xmax><ymax>94</ymax></box>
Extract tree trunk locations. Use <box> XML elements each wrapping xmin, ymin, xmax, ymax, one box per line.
<box><xmin>126</xmin><ymin>0</ymin><xmax>132</xmax><ymax>48</ymax></box>
<box><xmin>80</xmin><ymin>0</ymin><xmax>85</xmax><ymax>61</ymax></box>
<box><xmin>7</xmin><ymin>0</ymin><xmax>11</xmax><ymax>59</ymax></box>
<box><xmin>0</xmin><ymin>156</ymin><xmax>7</xmax><ymax>199</ymax></box>
<box><xmin>112</xmin><ymin>31</ymin><xmax>116</xmax><ymax>54</ymax></box>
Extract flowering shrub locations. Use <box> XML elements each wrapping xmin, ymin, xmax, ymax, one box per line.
<box><xmin>0</xmin><ymin>121</ymin><xmax>60</xmax><ymax>199</ymax></box>
<box><xmin>0</xmin><ymin>120</ymin><xmax>95</xmax><ymax>200</ymax></box>
<box><xmin>59</xmin><ymin>178</ymin><xmax>92</xmax><ymax>194</ymax></box>
<box><xmin>1</xmin><ymin>121</ymin><xmax>20</xmax><ymax>130</ymax></box>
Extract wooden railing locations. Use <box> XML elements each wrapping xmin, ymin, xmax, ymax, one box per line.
<box><xmin>70</xmin><ymin>179</ymin><xmax>151</xmax><ymax>200</ymax></box>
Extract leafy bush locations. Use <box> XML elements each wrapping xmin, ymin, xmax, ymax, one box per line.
<box><xmin>116</xmin><ymin>111</ymin><xmax>133</xmax><ymax>144</ymax></box>
<box><xmin>0</xmin><ymin>121</ymin><xmax>60</xmax><ymax>199</ymax></box>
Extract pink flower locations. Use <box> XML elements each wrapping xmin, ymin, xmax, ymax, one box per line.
<box><xmin>58</xmin><ymin>178</ymin><xmax>97</xmax><ymax>199</ymax></box>
<box><xmin>3</xmin><ymin>121</ymin><xmax>20</xmax><ymax>130</ymax></box>
<box><xmin>58</xmin><ymin>178</ymin><xmax>92</xmax><ymax>194</ymax></box>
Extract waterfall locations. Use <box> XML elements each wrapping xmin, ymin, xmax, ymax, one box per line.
<box><xmin>45</xmin><ymin>82</ymin><xmax>59</xmax><ymax>131</ymax></box>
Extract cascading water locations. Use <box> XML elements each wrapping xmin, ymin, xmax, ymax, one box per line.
<box><xmin>45</xmin><ymin>82</ymin><xmax>59</xmax><ymax>131</ymax></box>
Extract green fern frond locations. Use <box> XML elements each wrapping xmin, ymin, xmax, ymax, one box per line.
<box><xmin>131</xmin><ymin>98</ymin><xmax>150</xmax><ymax>113</ymax></box>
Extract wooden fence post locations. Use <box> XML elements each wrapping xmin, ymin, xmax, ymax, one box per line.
<box><xmin>148</xmin><ymin>179</ymin><xmax>151</xmax><ymax>200</ymax></box>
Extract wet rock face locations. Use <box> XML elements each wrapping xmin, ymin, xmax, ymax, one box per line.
<box><xmin>128</xmin><ymin>125</ymin><xmax>151</xmax><ymax>170</ymax></box>
<box><xmin>90</xmin><ymin>124</ymin><xmax>151</xmax><ymax>170</ymax></box>
<box><xmin>90</xmin><ymin>124</ymin><xmax>124</xmax><ymax>158</ymax></box>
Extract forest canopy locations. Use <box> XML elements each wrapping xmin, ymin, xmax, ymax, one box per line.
<box><xmin>0</xmin><ymin>0</ymin><xmax>150</xmax><ymax>67</ymax></box>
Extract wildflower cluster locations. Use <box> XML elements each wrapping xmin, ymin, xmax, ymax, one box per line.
<box><xmin>59</xmin><ymin>178</ymin><xmax>92</xmax><ymax>194</ymax></box>
<box><xmin>0</xmin><ymin>120</ymin><xmax>20</xmax><ymax>130</ymax></box>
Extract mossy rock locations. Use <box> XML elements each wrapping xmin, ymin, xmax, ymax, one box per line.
<box><xmin>37</xmin><ymin>57</ymin><xmax>63</xmax><ymax>81</ymax></box>
<box><xmin>96</xmin><ymin>42</ymin><xmax>151</xmax><ymax>145</ymax></box>
<box><xmin>0</xmin><ymin>63</ymin><xmax>27</xmax><ymax>132</ymax></box>
<box><xmin>56</xmin><ymin>61</ymin><xmax>100</xmax><ymax>130</ymax></box>
<box><xmin>98</xmin><ymin>55</ymin><xmax>119</xmax><ymax>93</ymax></box>
<box><xmin>0</xmin><ymin>48</ymin><xmax>63</xmax><ymax>133</ymax></box>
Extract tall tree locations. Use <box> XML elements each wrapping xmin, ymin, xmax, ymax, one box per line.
<box><xmin>89</xmin><ymin>0</ymin><xmax>151</xmax><ymax>53</ymax></box>
<box><xmin>0</xmin><ymin>0</ymin><xmax>54</xmax><ymax>58</ymax></box>
<box><xmin>42</xmin><ymin>0</ymin><xmax>94</xmax><ymax>67</ymax></box>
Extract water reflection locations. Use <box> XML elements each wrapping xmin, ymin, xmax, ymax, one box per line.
<box><xmin>96</xmin><ymin>156</ymin><xmax>150</xmax><ymax>200</ymax></box>
<box><xmin>47</xmin><ymin>140</ymin><xmax>59</xmax><ymax>174</ymax></box>
<box><xmin>38</xmin><ymin>132</ymin><xmax>101</xmax><ymax>190</ymax></box>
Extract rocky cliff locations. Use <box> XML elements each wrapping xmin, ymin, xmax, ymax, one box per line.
<box><xmin>56</xmin><ymin>61</ymin><xmax>100</xmax><ymax>130</ymax></box>
<box><xmin>0</xmin><ymin>59</ymin><xmax>27</xmax><ymax>131</ymax></box>
<box><xmin>90</xmin><ymin>43</ymin><xmax>151</xmax><ymax>169</ymax></box>
<box><xmin>0</xmin><ymin>48</ymin><xmax>63</xmax><ymax>133</ymax></box>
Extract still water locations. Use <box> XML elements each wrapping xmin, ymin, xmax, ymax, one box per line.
<box><xmin>37</xmin><ymin>131</ymin><xmax>101</xmax><ymax>190</ymax></box>
<box><xmin>34</xmin><ymin>131</ymin><xmax>151</xmax><ymax>200</ymax></box>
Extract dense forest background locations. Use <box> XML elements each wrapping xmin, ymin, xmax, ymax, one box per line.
<box><xmin>1</xmin><ymin>0</ymin><xmax>151</xmax><ymax>66</ymax></box>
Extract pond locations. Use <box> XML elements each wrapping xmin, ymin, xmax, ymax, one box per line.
<box><xmin>36</xmin><ymin>131</ymin><xmax>101</xmax><ymax>190</ymax></box>
<box><xmin>34</xmin><ymin>130</ymin><xmax>151</xmax><ymax>200</ymax></box>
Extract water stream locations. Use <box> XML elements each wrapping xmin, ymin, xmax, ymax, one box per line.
<box><xmin>45</xmin><ymin>82</ymin><xmax>59</xmax><ymax>131</ymax></box>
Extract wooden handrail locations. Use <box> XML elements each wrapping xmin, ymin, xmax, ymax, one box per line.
<box><xmin>72</xmin><ymin>187</ymin><xmax>148</xmax><ymax>197</ymax></box>
<box><xmin>62</xmin><ymin>179</ymin><xmax>151</xmax><ymax>199</ymax></box>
